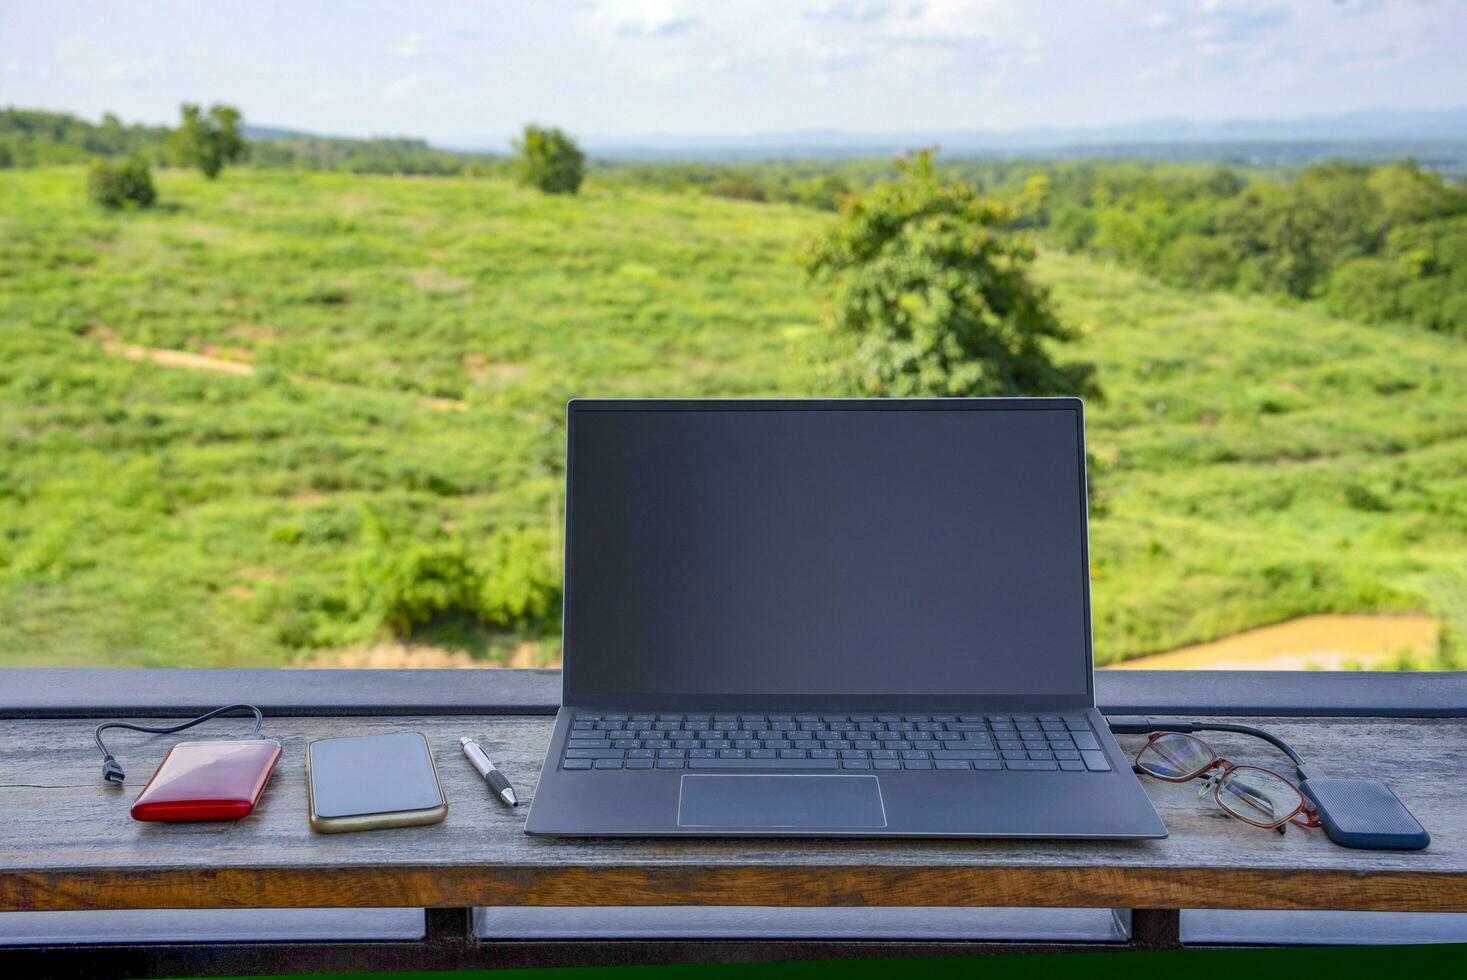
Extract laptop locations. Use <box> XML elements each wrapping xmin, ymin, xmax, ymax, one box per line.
<box><xmin>525</xmin><ymin>398</ymin><xmax>1166</xmax><ymax>839</ymax></box>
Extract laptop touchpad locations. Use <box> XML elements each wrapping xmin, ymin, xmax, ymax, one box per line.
<box><xmin>677</xmin><ymin>774</ymin><xmax>887</xmax><ymax>829</ymax></box>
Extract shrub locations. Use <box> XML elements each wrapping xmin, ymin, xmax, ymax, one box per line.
<box><xmin>344</xmin><ymin>512</ymin><xmax>561</xmax><ymax>639</ymax></box>
<box><xmin>793</xmin><ymin>174</ymin><xmax>850</xmax><ymax>211</ymax></box>
<box><xmin>1157</xmin><ymin>234</ymin><xmax>1238</xmax><ymax>291</ymax></box>
<box><xmin>1440</xmin><ymin>291</ymin><xmax>1467</xmax><ymax>336</ymax></box>
<box><xmin>477</xmin><ymin>526</ymin><xmax>561</xmax><ymax>626</ymax></box>
<box><xmin>1324</xmin><ymin>257</ymin><xmax>1411</xmax><ymax>324</ymax></box>
<box><xmin>1434</xmin><ymin>624</ymin><xmax>1464</xmax><ymax>671</ymax></box>
<box><xmin>1343</xmin><ymin>483</ymin><xmax>1391</xmax><ymax>513</ymax></box>
<box><xmin>705</xmin><ymin>176</ymin><xmax>767</xmax><ymax>203</ymax></box>
<box><xmin>86</xmin><ymin>157</ymin><xmax>156</xmax><ymax>209</ymax></box>
<box><xmin>1049</xmin><ymin>205</ymin><xmax>1098</xmax><ymax>251</ymax></box>
<box><xmin>353</xmin><ymin>536</ymin><xmax>480</xmax><ymax>634</ymax></box>
<box><xmin>513</xmin><ymin>125</ymin><xmax>584</xmax><ymax>195</ymax></box>
<box><xmin>1094</xmin><ymin>208</ymin><xmax>1152</xmax><ymax>263</ymax></box>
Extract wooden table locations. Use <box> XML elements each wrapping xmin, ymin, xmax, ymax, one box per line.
<box><xmin>2</xmin><ymin>714</ymin><xmax>1463</xmax><ymax>973</ymax></box>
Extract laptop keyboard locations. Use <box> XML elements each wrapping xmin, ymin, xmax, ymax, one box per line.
<box><xmin>560</xmin><ymin>712</ymin><xmax>1110</xmax><ymax>772</ymax></box>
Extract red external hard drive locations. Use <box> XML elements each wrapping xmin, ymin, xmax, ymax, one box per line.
<box><xmin>129</xmin><ymin>739</ymin><xmax>282</xmax><ymax>822</ymax></box>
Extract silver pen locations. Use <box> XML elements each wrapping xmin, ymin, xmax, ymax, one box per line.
<box><xmin>460</xmin><ymin>737</ymin><xmax>519</xmax><ymax>807</ymax></box>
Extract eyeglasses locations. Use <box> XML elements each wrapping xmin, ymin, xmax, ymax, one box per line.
<box><xmin>1133</xmin><ymin>732</ymin><xmax>1321</xmax><ymax>832</ymax></box>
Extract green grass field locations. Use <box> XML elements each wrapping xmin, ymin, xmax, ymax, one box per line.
<box><xmin>2</xmin><ymin>166</ymin><xmax>1463</xmax><ymax>667</ymax></box>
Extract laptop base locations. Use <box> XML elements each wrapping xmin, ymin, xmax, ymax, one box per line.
<box><xmin>526</xmin><ymin>707</ymin><xmax>1166</xmax><ymax>839</ymax></box>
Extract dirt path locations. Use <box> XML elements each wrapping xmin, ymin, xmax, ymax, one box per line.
<box><xmin>1105</xmin><ymin>613</ymin><xmax>1439</xmax><ymax>670</ymax></box>
<box><xmin>297</xmin><ymin>642</ymin><xmax>558</xmax><ymax>669</ymax></box>
<box><xmin>103</xmin><ymin>338</ymin><xmax>256</xmax><ymax>376</ymax></box>
<box><xmin>93</xmin><ymin>331</ymin><xmax>468</xmax><ymax>412</ymax></box>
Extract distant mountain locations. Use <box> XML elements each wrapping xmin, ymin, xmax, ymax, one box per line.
<box><xmin>241</xmin><ymin>125</ymin><xmax>310</xmax><ymax>141</ymax></box>
<box><xmin>232</xmin><ymin>108</ymin><xmax>1467</xmax><ymax>173</ymax></box>
<box><xmin>573</xmin><ymin>107</ymin><xmax>1467</xmax><ymax>164</ymax></box>
<box><xmin>243</xmin><ymin>124</ymin><xmax>457</xmax><ymax>147</ymax></box>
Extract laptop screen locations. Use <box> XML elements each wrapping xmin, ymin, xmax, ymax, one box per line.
<box><xmin>562</xmin><ymin>400</ymin><xmax>1092</xmax><ymax>705</ymax></box>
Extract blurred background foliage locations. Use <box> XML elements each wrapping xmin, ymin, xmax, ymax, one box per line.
<box><xmin>1</xmin><ymin>106</ymin><xmax>1464</xmax><ymax>670</ymax></box>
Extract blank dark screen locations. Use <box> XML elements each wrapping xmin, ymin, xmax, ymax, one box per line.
<box><xmin>564</xmin><ymin>406</ymin><xmax>1091</xmax><ymax>699</ymax></box>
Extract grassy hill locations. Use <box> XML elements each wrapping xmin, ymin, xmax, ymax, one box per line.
<box><xmin>1</xmin><ymin>166</ymin><xmax>1463</xmax><ymax>667</ymax></box>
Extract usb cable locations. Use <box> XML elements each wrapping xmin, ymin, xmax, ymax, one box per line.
<box><xmin>94</xmin><ymin>704</ymin><xmax>265</xmax><ymax>784</ymax></box>
<box><xmin>1105</xmin><ymin>715</ymin><xmax>1323</xmax><ymax>781</ymax></box>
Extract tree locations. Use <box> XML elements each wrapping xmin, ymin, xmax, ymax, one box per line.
<box><xmin>1158</xmin><ymin>234</ymin><xmax>1238</xmax><ymax>291</ymax></box>
<box><xmin>1223</xmin><ymin>182</ymin><xmax>1328</xmax><ymax>298</ymax></box>
<box><xmin>169</xmin><ymin>103</ymin><xmax>246</xmax><ymax>179</ymax></box>
<box><xmin>1094</xmin><ymin>207</ymin><xmax>1151</xmax><ymax>263</ymax></box>
<box><xmin>512</xmin><ymin>125</ymin><xmax>584</xmax><ymax>195</ymax></box>
<box><xmin>1324</xmin><ymin>257</ymin><xmax>1410</xmax><ymax>325</ymax></box>
<box><xmin>86</xmin><ymin>156</ymin><xmax>156</xmax><ymax>209</ymax></box>
<box><xmin>1294</xmin><ymin>163</ymin><xmax>1379</xmax><ymax>266</ymax></box>
<box><xmin>1202</xmin><ymin>167</ymin><xmax>1245</xmax><ymax>199</ymax></box>
<box><xmin>805</xmin><ymin>150</ymin><xmax>1098</xmax><ymax>399</ymax></box>
<box><xmin>1368</xmin><ymin>162</ymin><xmax>1463</xmax><ymax>232</ymax></box>
<box><xmin>705</xmin><ymin>175</ymin><xmax>766</xmax><ymax>202</ymax></box>
<box><xmin>795</xmin><ymin>173</ymin><xmax>850</xmax><ymax>212</ymax></box>
<box><xmin>1012</xmin><ymin>174</ymin><xmax>1051</xmax><ymax>228</ymax></box>
<box><xmin>1049</xmin><ymin>205</ymin><xmax>1098</xmax><ymax>250</ymax></box>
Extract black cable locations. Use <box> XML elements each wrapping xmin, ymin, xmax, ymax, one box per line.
<box><xmin>1176</xmin><ymin>721</ymin><xmax>1307</xmax><ymax>769</ymax></box>
<box><xmin>1105</xmin><ymin>715</ymin><xmax>1324</xmax><ymax>781</ymax></box>
<box><xmin>94</xmin><ymin>704</ymin><xmax>264</xmax><ymax>784</ymax></box>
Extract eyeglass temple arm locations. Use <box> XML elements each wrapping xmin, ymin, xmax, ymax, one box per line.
<box><xmin>1106</xmin><ymin>716</ymin><xmax>1325</xmax><ymax>782</ymax></box>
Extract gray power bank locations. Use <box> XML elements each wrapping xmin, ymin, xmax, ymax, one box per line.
<box><xmin>1300</xmin><ymin>777</ymin><xmax>1429</xmax><ymax>851</ymax></box>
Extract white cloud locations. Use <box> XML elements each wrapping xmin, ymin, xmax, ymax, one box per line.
<box><xmin>585</xmin><ymin>0</ymin><xmax>698</xmax><ymax>39</ymax></box>
<box><xmin>802</xmin><ymin>41</ymin><xmax>873</xmax><ymax>72</ymax></box>
<box><xmin>96</xmin><ymin>54</ymin><xmax>165</xmax><ymax>84</ymax></box>
<box><xmin>1133</xmin><ymin>54</ymin><xmax>1184</xmax><ymax>84</ymax></box>
<box><xmin>381</xmin><ymin>72</ymin><xmax>425</xmax><ymax>100</ymax></box>
<box><xmin>804</xmin><ymin>0</ymin><xmax>890</xmax><ymax>23</ymax></box>
<box><xmin>885</xmin><ymin>0</ymin><xmax>990</xmax><ymax>43</ymax></box>
<box><xmin>392</xmin><ymin>32</ymin><xmax>428</xmax><ymax>59</ymax></box>
<box><xmin>1190</xmin><ymin>2</ymin><xmax>1291</xmax><ymax>45</ymax></box>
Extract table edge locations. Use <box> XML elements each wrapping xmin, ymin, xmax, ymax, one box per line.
<box><xmin>5</xmin><ymin>864</ymin><xmax>1464</xmax><ymax>914</ymax></box>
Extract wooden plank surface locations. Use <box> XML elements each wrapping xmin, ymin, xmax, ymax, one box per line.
<box><xmin>2</xmin><ymin>715</ymin><xmax>1463</xmax><ymax>913</ymax></box>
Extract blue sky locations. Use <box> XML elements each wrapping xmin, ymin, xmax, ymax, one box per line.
<box><xmin>2</xmin><ymin>0</ymin><xmax>1464</xmax><ymax>147</ymax></box>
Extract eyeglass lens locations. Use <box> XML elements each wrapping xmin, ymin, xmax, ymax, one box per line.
<box><xmin>1216</xmin><ymin>766</ymin><xmax>1305</xmax><ymax>826</ymax></box>
<box><xmin>1136</xmin><ymin>733</ymin><xmax>1214</xmax><ymax>779</ymax></box>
